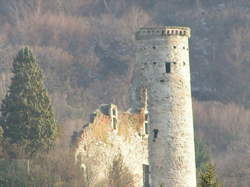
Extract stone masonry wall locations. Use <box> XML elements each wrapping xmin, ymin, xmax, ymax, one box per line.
<box><xmin>136</xmin><ymin>27</ymin><xmax>197</xmax><ymax>187</ymax></box>
<box><xmin>75</xmin><ymin>105</ymin><xmax>148</xmax><ymax>187</ymax></box>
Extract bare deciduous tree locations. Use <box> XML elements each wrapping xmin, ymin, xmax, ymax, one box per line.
<box><xmin>107</xmin><ymin>154</ymin><xmax>135</xmax><ymax>187</ymax></box>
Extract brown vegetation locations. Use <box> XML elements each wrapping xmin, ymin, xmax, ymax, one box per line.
<box><xmin>0</xmin><ymin>147</ymin><xmax>86</xmax><ymax>187</ymax></box>
<box><xmin>0</xmin><ymin>0</ymin><xmax>249</xmax><ymax>185</ymax></box>
<box><xmin>193</xmin><ymin>100</ymin><xmax>250</xmax><ymax>186</ymax></box>
<box><xmin>107</xmin><ymin>154</ymin><xmax>135</xmax><ymax>187</ymax></box>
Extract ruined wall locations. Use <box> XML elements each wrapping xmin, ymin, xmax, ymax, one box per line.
<box><xmin>136</xmin><ymin>27</ymin><xmax>196</xmax><ymax>187</ymax></box>
<box><xmin>76</xmin><ymin>26</ymin><xmax>196</xmax><ymax>187</ymax></box>
<box><xmin>75</xmin><ymin>104</ymin><xmax>148</xmax><ymax>187</ymax></box>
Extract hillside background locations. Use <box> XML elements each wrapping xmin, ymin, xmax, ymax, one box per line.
<box><xmin>0</xmin><ymin>0</ymin><xmax>249</xmax><ymax>186</ymax></box>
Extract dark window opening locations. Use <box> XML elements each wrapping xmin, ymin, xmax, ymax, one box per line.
<box><xmin>160</xmin><ymin>80</ymin><xmax>164</xmax><ymax>83</ymax></box>
<box><xmin>143</xmin><ymin>164</ymin><xmax>150</xmax><ymax>187</ymax></box>
<box><xmin>183</xmin><ymin>61</ymin><xmax>186</xmax><ymax>66</ymax></box>
<box><xmin>183</xmin><ymin>46</ymin><xmax>185</xmax><ymax>49</ymax></box>
<box><xmin>173</xmin><ymin>46</ymin><xmax>176</xmax><ymax>49</ymax></box>
<box><xmin>112</xmin><ymin>109</ymin><xmax>116</xmax><ymax>116</ymax></box>
<box><xmin>113</xmin><ymin>118</ymin><xmax>117</xmax><ymax>130</ymax></box>
<box><xmin>145</xmin><ymin>114</ymin><xmax>148</xmax><ymax>121</ymax></box>
<box><xmin>165</xmin><ymin>62</ymin><xmax>171</xmax><ymax>73</ymax></box>
<box><xmin>145</xmin><ymin>122</ymin><xmax>149</xmax><ymax>135</ymax></box>
<box><xmin>90</xmin><ymin>113</ymin><xmax>96</xmax><ymax>123</ymax></box>
<box><xmin>152</xmin><ymin>46</ymin><xmax>156</xmax><ymax>49</ymax></box>
<box><xmin>153</xmin><ymin>62</ymin><xmax>157</xmax><ymax>65</ymax></box>
<box><xmin>153</xmin><ymin>129</ymin><xmax>159</xmax><ymax>142</ymax></box>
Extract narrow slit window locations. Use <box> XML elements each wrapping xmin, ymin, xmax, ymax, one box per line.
<box><xmin>145</xmin><ymin>114</ymin><xmax>148</xmax><ymax>121</ymax></box>
<box><xmin>113</xmin><ymin>118</ymin><xmax>117</xmax><ymax>130</ymax></box>
<box><xmin>145</xmin><ymin>122</ymin><xmax>149</xmax><ymax>135</ymax></box>
<box><xmin>165</xmin><ymin>62</ymin><xmax>171</xmax><ymax>73</ymax></box>
<box><xmin>112</xmin><ymin>109</ymin><xmax>116</xmax><ymax>116</ymax></box>
<box><xmin>143</xmin><ymin>164</ymin><xmax>150</xmax><ymax>187</ymax></box>
<box><xmin>153</xmin><ymin>129</ymin><xmax>159</xmax><ymax>142</ymax></box>
<box><xmin>153</xmin><ymin>129</ymin><xmax>159</xmax><ymax>138</ymax></box>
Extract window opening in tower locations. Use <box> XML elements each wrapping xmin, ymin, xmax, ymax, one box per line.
<box><xmin>165</xmin><ymin>62</ymin><xmax>171</xmax><ymax>73</ymax></box>
<box><xmin>145</xmin><ymin>122</ymin><xmax>149</xmax><ymax>135</ymax></box>
<box><xmin>112</xmin><ymin>109</ymin><xmax>116</xmax><ymax>116</ymax></box>
<box><xmin>153</xmin><ymin>129</ymin><xmax>159</xmax><ymax>142</ymax></box>
<box><xmin>113</xmin><ymin>118</ymin><xmax>117</xmax><ymax>130</ymax></box>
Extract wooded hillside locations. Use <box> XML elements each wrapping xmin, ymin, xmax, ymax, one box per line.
<box><xmin>0</xmin><ymin>0</ymin><xmax>249</xmax><ymax>186</ymax></box>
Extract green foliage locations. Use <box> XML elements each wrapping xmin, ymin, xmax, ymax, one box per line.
<box><xmin>198</xmin><ymin>163</ymin><xmax>222</xmax><ymax>187</ymax></box>
<box><xmin>0</xmin><ymin>126</ymin><xmax>3</xmax><ymax>141</ymax></box>
<box><xmin>0</xmin><ymin>1</ymin><xmax>248</xmax><ymax>185</ymax></box>
<box><xmin>0</xmin><ymin>47</ymin><xmax>58</xmax><ymax>158</ymax></box>
<box><xmin>195</xmin><ymin>136</ymin><xmax>210</xmax><ymax>170</ymax></box>
<box><xmin>0</xmin><ymin>149</ymin><xmax>85</xmax><ymax>187</ymax></box>
<box><xmin>0</xmin><ymin>126</ymin><xmax>3</xmax><ymax>159</ymax></box>
<box><xmin>194</xmin><ymin>136</ymin><xmax>223</xmax><ymax>186</ymax></box>
<box><xmin>0</xmin><ymin>159</ymin><xmax>30</xmax><ymax>187</ymax></box>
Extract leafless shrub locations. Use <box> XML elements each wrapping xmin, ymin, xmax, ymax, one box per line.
<box><xmin>193</xmin><ymin>100</ymin><xmax>250</xmax><ymax>186</ymax></box>
<box><xmin>107</xmin><ymin>154</ymin><xmax>135</xmax><ymax>187</ymax></box>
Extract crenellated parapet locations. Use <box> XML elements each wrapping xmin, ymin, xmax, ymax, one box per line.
<box><xmin>135</xmin><ymin>26</ymin><xmax>191</xmax><ymax>40</ymax></box>
<box><xmin>136</xmin><ymin>26</ymin><xmax>196</xmax><ymax>187</ymax></box>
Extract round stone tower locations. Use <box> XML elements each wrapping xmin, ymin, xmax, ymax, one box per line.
<box><xmin>135</xmin><ymin>26</ymin><xmax>196</xmax><ymax>187</ymax></box>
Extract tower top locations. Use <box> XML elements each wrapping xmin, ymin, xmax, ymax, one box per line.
<box><xmin>136</xmin><ymin>26</ymin><xmax>191</xmax><ymax>40</ymax></box>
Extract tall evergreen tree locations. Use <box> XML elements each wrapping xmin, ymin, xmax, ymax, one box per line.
<box><xmin>0</xmin><ymin>47</ymin><xmax>58</xmax><ymax>157</ymax></box>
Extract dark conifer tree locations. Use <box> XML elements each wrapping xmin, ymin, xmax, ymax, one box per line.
<box><xmin>198</xmin><ymin>163</ymin><xmax>222</xmax><ymax>187</ymax></box>
<box><xmin>0</xmin><ymin>47</ymin><xmax>58</xmax><ymax>157</ymax></box>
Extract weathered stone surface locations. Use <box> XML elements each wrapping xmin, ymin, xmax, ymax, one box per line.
<box><xmin>135</xmin><ymin>26</ymin><xmax>196</xmax><ymax>187</ymax></box>
<box><xmin>75</xmin><ymin>104</ymin><xmax>148</xmax><ymax>187</ymax></box>
<box><xmin>76</xmin><ymin>26</ymin><xmax>196</xmax><ymax>187</ymax></box>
